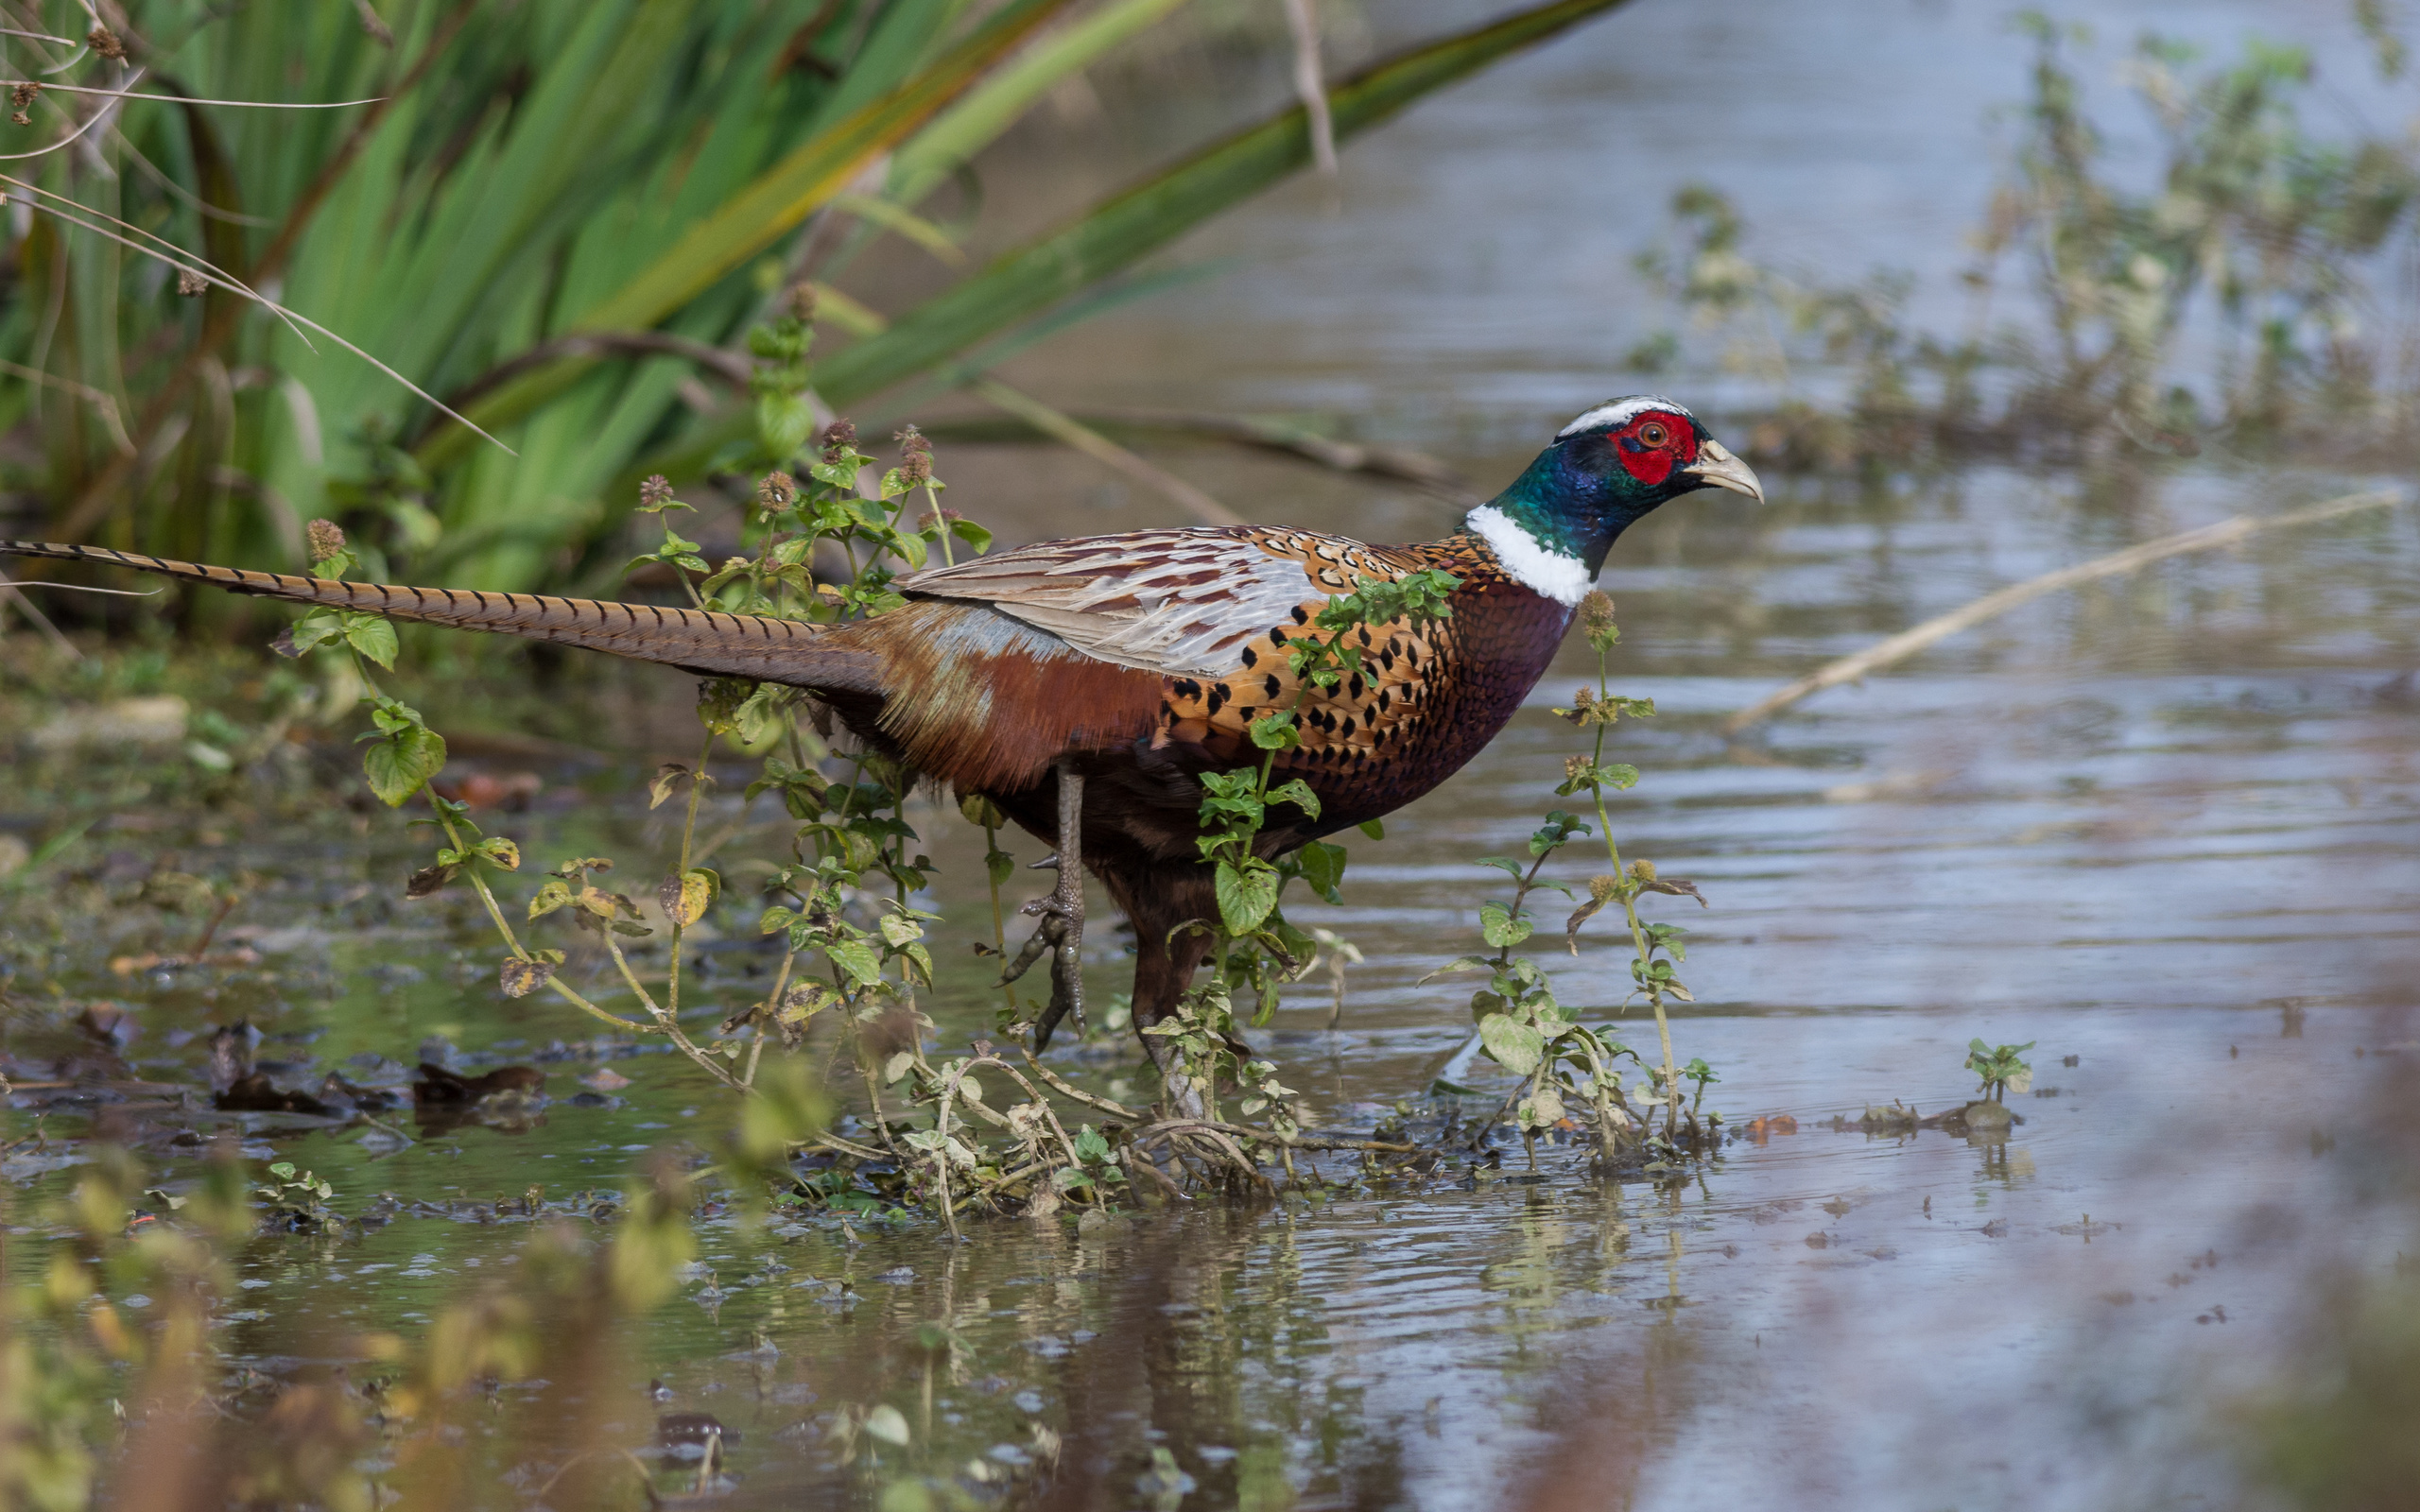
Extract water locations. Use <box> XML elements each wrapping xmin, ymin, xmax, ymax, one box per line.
<box><xmin>9</xmin><ymin>452</ymin><xmax>2411</xmax><ymax>1507</ymax></box>
<box><xmin>9</xmin><ymin>1</ymin><xmax>2420</xmax><ymax>1504</ymax></box>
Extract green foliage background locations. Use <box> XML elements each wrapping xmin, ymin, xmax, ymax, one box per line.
<box><xmin>0</xmin><ymin>0</ymin><xmax>1626</xmax><ymax>614</ymax></box>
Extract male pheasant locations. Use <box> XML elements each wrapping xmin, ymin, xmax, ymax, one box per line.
<box><xmin>3</xmin><ymin>395</ymin><xmax>1759</xmax><ymax>1086</ymax></box>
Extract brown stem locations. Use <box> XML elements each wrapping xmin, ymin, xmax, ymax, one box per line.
<box><xmin>815</xmin><ymin>1132</ymin><xmax>887</xmax><ymax>1163</ymax></box>
<box><xmin>932</xmin><ymin>1065</ymin><xmax>962</xmax><ymax>1240</ymax></box>
<box><xmin>185</xmin><ymin>891</ymin><xmax>237</xmax><ymax>957</ymax></box>
<box><xmin>1018</xmin><ymin>1053</ymin><xmax>1142</xmax><ymax>1122</ymax></box>
<box><xmin>741</xmin><ymin>948</ymin><xmax>797</xmax><ymax>1089</ymax></box>
<box><xmin>666</xmin><ymin>730</ymin><xmax>714</xmax><ymax>1021</ymax></box>
<box><xmin>601</xmin><ymin>929</ymin><xmax>742</xmax><ymax>1092</ymax></box>
<box><xmin>859</xmin><ymin>1062</ymin><xmax>908</xmax><ymax>1164</ymax></box>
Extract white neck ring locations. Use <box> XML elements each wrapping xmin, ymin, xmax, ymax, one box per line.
<box><xmin>1465</xmin><ymin>505</ymin><xmax>1592</xmax><ymax>606</ymax></box>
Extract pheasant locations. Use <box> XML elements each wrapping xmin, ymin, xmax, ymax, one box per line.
<box><xmin>3</xmin><ymin>395</ymin><xmax>1759</xmax><ymax>1089</ymax></box>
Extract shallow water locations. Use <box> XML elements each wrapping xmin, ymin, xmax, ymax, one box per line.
<box><xmin>9</xmin><ymin>1</ymin><xmax>2420</xmax><ymax>1504</ymax></box>
<box><xmin>8</xmin><ymin>455</ymin><xmax>2413</xmax><ymax>1508</ymax></box>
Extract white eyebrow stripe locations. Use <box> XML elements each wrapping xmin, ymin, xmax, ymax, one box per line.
<box><xmin>1555</xmin><ymin>395</ymin><xmax>1697</xmax><ymax>438</ymax></box>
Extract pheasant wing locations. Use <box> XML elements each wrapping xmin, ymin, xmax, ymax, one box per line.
<box><xmin>897</xmin><ymin>525</ymin><xmax>1415</xmax><ymax>679</ymax></box>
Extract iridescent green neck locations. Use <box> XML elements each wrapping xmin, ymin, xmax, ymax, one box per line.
<box><xmin>1482</xmin><ymin>445</ymin><xmax>1632</xmax><ymax>573</ymax></box>
<box><xmin>1458</xmin><ymin>445</ymin><xmax>1640</xmax><ymax>605</ymax></box>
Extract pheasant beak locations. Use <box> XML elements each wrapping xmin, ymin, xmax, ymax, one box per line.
<box><xmin>1684</xmin><ymin>438</ymin><xmax>1764</xmax><ymax>503</ymax></box>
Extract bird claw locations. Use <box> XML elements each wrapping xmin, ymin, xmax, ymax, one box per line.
<box><xmin>1010</xmin><ymin>901</ymin><xmax>1085</xmax><ymax>1050</ymax></box>
<box><xmin>996</xmin><ymin>904</ymin><xmax>1067</xmax><ymax>986</ymax></box>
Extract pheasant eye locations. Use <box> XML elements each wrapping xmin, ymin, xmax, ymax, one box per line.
<box><xmin>1638</xmin><ymin>421</ymin><xmax>1668</xmax><ymax>447</ymax></box>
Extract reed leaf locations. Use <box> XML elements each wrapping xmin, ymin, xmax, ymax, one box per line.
<box><xmin>818</xmin><ymin>0</ymin><xmax>1636</xmax><ymax>406</ymax></box>
<box><xmin>411</xmin><ymin>0</ymin><xmax>1070</xmax><ymax>473</ymax></box>
<box><xmin>631</xmin><ymin>0</ymin><xmax>1636</xmax><ymax>486</ymax></box>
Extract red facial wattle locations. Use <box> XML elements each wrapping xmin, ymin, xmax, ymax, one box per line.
<box><xmin>1609</xmin><ymin>410</ymin><xmax>1698</xmax><ymax>488</ymax></box>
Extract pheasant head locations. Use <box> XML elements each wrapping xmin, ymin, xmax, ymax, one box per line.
<box><xmin>1466</xmin><ymin>395</ymin><xmax>1763</xmax><ymax>604</ymax></box>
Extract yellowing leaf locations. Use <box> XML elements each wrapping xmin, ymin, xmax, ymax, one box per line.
<box><xmin>648</xmin><ymin>763</ymin><xmax>690</xmax><ymax>809</ymax></box>
<box><xmin>499</xmin><ymin>955</ymin><xmax>558</xmax><ymax>998</ymax></box>
<box><xmin>658</xmin><ymin>868</ymin><xmax>718</xmax><ymax>928</ymax></box>
<box><xmin>527</xmin><ymin>877</ymin><xmax>572</xmax><ymax>919</ymax></box>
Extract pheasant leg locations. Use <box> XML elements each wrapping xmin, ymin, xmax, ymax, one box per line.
<box><xmin>1004</xmin><ymin>764</ymin><xmax>1086</xmax><ymax>1049</ymax></box>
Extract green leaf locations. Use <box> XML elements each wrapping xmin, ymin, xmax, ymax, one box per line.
<box><xmin>889</xmin><ymin>0</ymin><xmax>1190</xmax><ymax>205</ymax></box>
<box><xmin>1530</xmin><ymin>811</ymin><xmax>1591</xmax><ymax>855</ymax></box>
<box><xmin>341</xmin><ymin>613</ymin><xmax>399</xmax><ymax>670</ymax></box>
<box><xmin>1478</xmin><ymin>1014</ymin><xmax>1546</xmax><ymax>1077</ymax></box>
<box><xmin>733</xmin><ymin>684</ymin><xmax>787</xmax><ymax>746</ymax></box>
<box><xmin>1264</xmin><ymin>778</ymin><xmax>1321</xmax><ymax>819</ymax></box>
<box><xmin>362</xmin><ymin>726</ymin><xmax>447</xmax><ymax>808</ymax></box>
<box><xmin>528</xmin><ymin>878</ymin><xmax>573</xmax><ymax>919</ymax></box>
<box><xmin>1357</xmin><ymin>817</ymin><xmax>1385</xmax><ymax>840</ymax></box>
<box><xmin>833</xmin><ymin>192</ymin><xmax>969</xmax><ymax>268</ymax></box>
<box><xmin>1215</xmin><ymin>858</ymin><xmax>1280</xmax><ymax>935</ymax></box>
<box><xmin>1418</xmin><ymin>954</ymin><xmax>1496</xmax><ymax>984</ymax></box>
<box><xmin>1249</xmin><ymin>711</ymin><xmax>1301</xmax><ymax>751</ymax></box>
<box><xmin>417</xmin><ymin>0</ymin><xmax>1077</xmax><ymax>471</ymax></box>
<box><xmin>1479</xmin><ymin>901</ymin><xmax>1533</xmax><ymax>950</ymax></box>
<box><xmin>287</xmin><ymin>610</ymin><xmax>346</xmax><ymax>655</ymax></box>
<box><xmin>1074</xmin><ymin>1124</ymin><xmax>1112</xmax><ymax>1163</ymax></box>
<box><xmin>825</xmin><ymin>938</ymin><xmax>884</xmax><ymax>988</ymax></box>
<box><xmin>862</xmin><ymin>1404</ymin><xmax>911</xmax><ymax>1447</ymax></box>
<box><xmin>1296</xmin><ymin>840</ymin><xmax>1347</xmax><ymax>903</ymax></box>
<box><xmin>756</xmin><ymin>391</ymin><xmax>817</xmax><ymax>461</ymax></box>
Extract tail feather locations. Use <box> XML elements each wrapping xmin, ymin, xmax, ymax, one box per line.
<box><xmin>0</xmin><ymin>541</ymin><xmax>877</xmax><ymax>691</ymax></box>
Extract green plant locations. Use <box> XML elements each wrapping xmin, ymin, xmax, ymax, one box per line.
<box><xmin>1141</xmin><ymin>568</ymin><xmax>1458</xmax><ymax>1163</ymax></box>
<box><xmin>252</xmin><ymin>1160</ymin><xmax>340</xmax><ymax>1232</ymax></box>
<box><xmin>1964</xmin><ymin>1039</ymin><xmax>2035</xmax><ymax>1103</ymax></box>
<box><xmin>1429</xmin><ymin>590</ymin><xmax>1717</xmax><ymax>1169</ymax></box>
<box><xmin>254</xmin><ymin>295</ymin><xmax>969</xmax><ymax>1114</ymax></box>
<box><xmin>1629</xmin><ymin>22</ymin><xmax>2420</xmax><ymax>468</ymax></box>
<box><xmin>4</xmin><ymin>0</ymin><xmax>1631</xmax><ymax>616</ymax></box>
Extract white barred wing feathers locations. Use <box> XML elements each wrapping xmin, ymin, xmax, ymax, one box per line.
<box><xmin>896</xmin><ymin>525</ymin><xmax>1415</xmax><ymax>679</ymax></box>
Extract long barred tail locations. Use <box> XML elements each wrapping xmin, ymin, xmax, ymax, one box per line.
<box><xmin>0</xmin><ymin>541</ymin><xmax>878</xmax><ymax>691</ymax></box>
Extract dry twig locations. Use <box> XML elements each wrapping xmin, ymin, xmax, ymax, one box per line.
<box><xmin>1720</xmin><ymin>489</ymin><xmax>2408</xmax><ymax>733</ymax></box>
<box><xmin>1281</xmin><ymin>0</ymin><xmax>1337</xmax><ymax>176</ymax></box>
<box><xmin>969</xmin><ymin>377</ymin><xmax>1244</xmax><ymax>526</ymax></box>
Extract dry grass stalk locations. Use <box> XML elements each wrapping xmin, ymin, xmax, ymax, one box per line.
<box><xmin>1720</xmin><ymin>489</ymin><xmax>2408</xmax><ymax>734</ymax></box>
